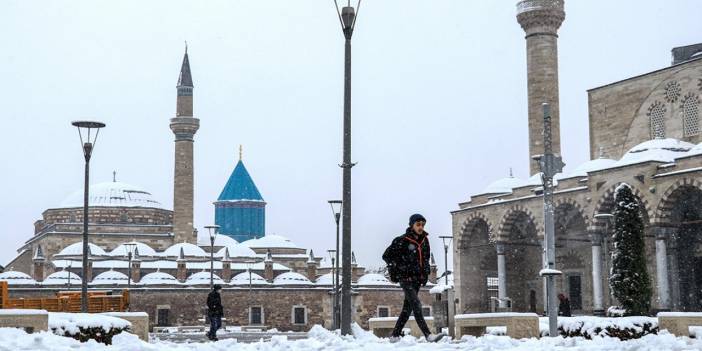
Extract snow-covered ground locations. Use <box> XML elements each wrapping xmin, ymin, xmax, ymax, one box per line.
<box><xmin>1</xmin><ymin>324</ymin><xmax>701</xmax><ymax>351</ymax></box>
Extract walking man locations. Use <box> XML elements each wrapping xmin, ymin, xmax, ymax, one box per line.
<box><xmin>206</xmin><ymin>284</ymin><xmax>223</xmax><ymax>341</ymax></box>
<box><xmin>383</xmin><ymin>214</ymin><xmax>445</xmax><ymax>342</ymax></box>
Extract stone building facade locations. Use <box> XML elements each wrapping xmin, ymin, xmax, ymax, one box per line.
<box><xmin>451</xmin><ymin>0</ymin><xmax>702</xmax><ymax>317</ymax></box>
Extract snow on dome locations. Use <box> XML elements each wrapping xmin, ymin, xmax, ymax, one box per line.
<box><xmin>480</xmin><ymin>176</ymin><xmax>527</xmax><ymax>195</ymax></box>
<box><xmin>90</xmin><ymin>270</ymin><xmax>129</xmax><ymax>285</ymax></box>
<box><xmin>560</xmin><ymin>158</ymin><xmax>617</xmax><ymax>179</ymax></box>
<box><xmin>109</xmin><ymin>242</ymin><xmax>156</xmax><ymax>257</ymax></box>
<box><xmin>357</xmin><ymin>273</ymin><xmax>394</xmax><ymax>286</ymax></box>
<box><xmin>617</xmin><ymin>138</ymin><xmax>695</xmax><ymax>166</ymax></box>
<box><xmin>139</xmin><ymin>272</ymin><xmax>179</xmax><ymax>285</ymax></box>
<box><xmin>230</xmin><ymin>272</ymin><xmax>269</xmax><ymax>285</ymax></box>
<box><xmin>186</xmin><ymin>271</ymin><xmax>225</xmax><ymax>285</ymax></box>
<box><xmin>683</xmin><ymin>142</ymin><xmax>702</xmax><ymax>158</ymax></box>
<box><xmin>0</xmin><ymin>271</ymin><xmax>37</xmax><ymax>285</ymax></box>
<box><xmin>57</xmin><ymin>242</ymin><xmax>107</xmax><ymax>256</ymax></box>
<box><xmin>197</xmin><ymin>234</ymin><xmax>238</xmax><ymax>248</ymax></box>
<box><xmin>242</xmin><ymin>234</ymin><xmax>300</xmax><ymax>249</ymax></box>
<box><xmin>162</xmin><ymin>242</ymin><xmax>207</xmax><ymax>257</ymax></box>
<box><xmin>60</xmin><ymin>181</ymin><xmax>165</xmax><ymax>209</ymax></box>
<box><xmin>215</xmin><ymin>244</ymin><xmax>257</xmax><ymax>258</ymax></box>
<box><xmin>315</xmin><ymin>272</ymin><xmax>333</xmax><ymax>285</ymax></box>
<box><xmin>525</xmin><ymin>172</ymin><xmax>560</xmax><ymax>187</ymax></box>
<box><xmin>42</xmin><ymin>271</ymin><xmax>82</xmax><ymax>285</ymax></box>
<box><xmin>273</xmin><ymin>272</ymin><xmax>312</xmax><ymax>285</ymax></box>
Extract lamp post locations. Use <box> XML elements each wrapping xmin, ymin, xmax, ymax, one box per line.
<box><xmin>205</xmin><ymin>225</ymin><xmax>220</xmax><ymax>290</ymax></box>
<box><xmin>328</xmin><ymin>200</ymin><xmax>342</xmax><ymax>330</ymax></box>
<box><xmin>124</xmin><ymin>242</ymin><xmax>137</xmax><ymax>311</ymax></box>
<box><xmin>438</xmin><ymin>236</ymin><xmax>453</xmax><ymax>286</ymax></box>
<box><xmin>594</xmin><ymin>212</ymin><xmax>614</xmax><ymax>307</ymax></box>
<box><xmin>332</xmin><ymin>0</ymin><xmax>361</xmax><ymax>335</ymax></box>
<box><xmin>67</xmin><ymin>262</ymin><xmax>72</xmax><ymax>291</ymax></box>
<box><xmin>328</xmin><ymin>249</ymin><xmax>338</xmax><ymax>329</ymax></box>
<box><xmin>71</xmin><ymin>120</ymin><xmax>106</xmax><ymax>313</ymax></box>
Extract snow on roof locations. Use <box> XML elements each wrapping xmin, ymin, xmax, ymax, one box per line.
<box><xmin>90</xmin><ymin>270</ymin><xmax>129</xmax><ymax>285</ymax></box>
<box><xmin>138</xmin><ymin>272</ymin><xmax>179</xmax><ymax>285</ymax></box>
<box><xmin>60</xmin><ymin>181</ymin><xmax>165</xmax><ymax>209</ymax></box>
<box><xmin>242</xmin><ymin>234</ymin><xmax>300</xmax><ymax>249</ymax></box>
<box><xmin>57</xmin><ymin>242</ymin><xmax>107</xmax><ymax>256</ymax></box>
<box><xmin>162</xmin><ymin>242</ymin><xmax>207</xmax><ymax>257</ymax></box>
<box><xmin>682</xmin><ymin>142</ymin><xmax>702</xmax><ymax>158</ymax></box>
<box><xmin>560</xmin><ymin>157</ymin><xmax>617</xmax><ymax>179</ymax></box>
<box><xmin>185</xmin><ymin>271</ymin><xmax>225</xmax><ymax>285</ymax></box>
<box><xmin>109</xmin><ymin>242</ymin><xmax>157</xmax><ymax>257</ymax></box>
<box><xmin>273</xmin><ymin>272</ymin><xmax>312</xmax><ymax>285</ymax></box>
<box><xmin>232</xmin><ymin>262</ymin><xmax>290</xmax><ymax>271</ymax></box>
<box><xmin>357</xmin><ymin>273</ymin><xmax>394</xmax><ymax>286</ymax></box>
<box><xmin>315</xmin><ymin>272</ymin><xmax>333</xmax><ymax>285</ymax></box>
<box><xmin>480</xmin><ymin>176</ymin><xmax>527</xmax><ymax>195</ymax></box>
<box><xmin>49</xmin><ymin>312</ymin><xmax>131</xmax><ymax>335</ymax></box>
<box><xmin>197</xmin><ymin>234</ymin><xmax>238</xmax><ymax>247</ymax></box>
<box><xmin>617</xmin><ymin>138</ymin><xmax>695</xmax><ymax>167</ymax></box>
<box><xmin>140</xmin><ymin>261</ymin><xmax>177</xmax><ymax>269</ymax></box>
<box><xmin>215</xmin><ymin>244</ymin><xmax>257</xmax><ymax>258</ymax></box>
<box><xmin>0</xmin><ymin>271</ymin><xmax>37</xmax><ymax>285</ymax></box>
<box><xmin>230</xmin><ymin>272</ymin><xmax>269</xmax><ymax>285</ymax></box>
<box><xmin>42</xmin><ymin>271</ymin><xmax>82</xmax><ymax>285</ymax></box>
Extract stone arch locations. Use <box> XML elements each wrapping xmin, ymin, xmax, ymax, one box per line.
<box><xmin>654</xmin><ymin>178</ymin><xmax>702</xmax><ymax>225</ymax></box>
<box><xmin>593</xmin><ymin>183</ymin><xmax>652</xmax><ymax>227</ymax></box>
<box><xmin>554</xmin><ymin>198</ymin><xmax>588</xmax><ymax>234</ymax></box>
<box><xmin>455</xmin><ymin>213</ymin><xmax>497</xmax><ymax>313</ymax></box>
<box><xmin>498</xmin><ymin>205</ymin><xmax>540</xmax><ymax>241</ymax></box>
<box><xmin>459</xmin><ymin>212</ymin><xmax>495</xmax><ymax>243</ymax></box>
<box><xmin>554</xmin><ymin>199</ymin><xmax>591</xmax><ymax>312</ymax></box>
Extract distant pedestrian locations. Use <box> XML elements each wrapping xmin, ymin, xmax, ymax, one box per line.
<box><xmin>383</xmin><ymin>214</ymin><xmax>445</xmax><ymax>342</ymax></box>
<box><xmin>558</xmin><ymin>293</ymin><xmax>571</xmax><ymax>317</ymax></box>
<box><xmin>206</xmin><ymin>284</ymin><xmax>224</xmax><ymax>341</ymax></box>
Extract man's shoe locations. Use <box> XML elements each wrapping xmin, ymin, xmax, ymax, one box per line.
<box><xmin>426</xmin><ymin>333</ymin><xmax>446</xmax><ymax>343</ymax></box>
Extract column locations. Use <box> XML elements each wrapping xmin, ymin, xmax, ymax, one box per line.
<box><xmin>654</xmin><ymin>227</ymin><xmax>672</xmax><ymax>311</ymax></box>
<box><xmin>590</xmin><ymin>231</ymin><xmax>605</xmax><ymax>315</ymax></box>
<box><xmin>496</xmin><ymin>242</ymin><xmax>507</xmax><ymax>308</ymax></box>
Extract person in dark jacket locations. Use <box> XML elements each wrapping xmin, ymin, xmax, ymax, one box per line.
<box><xmin>206</xmin><ymin>284</ymin><xmax>224</xmax><ymax>341</ymax></box>
<box><xmin>558</xmin><ymin>293</ymin><xmax>572</xmax><ymax>317</ymax></box>
<box><xmin>382</xmin><ymin>214</ymin><xmax>444</xmax><ymax>342</ymax></box>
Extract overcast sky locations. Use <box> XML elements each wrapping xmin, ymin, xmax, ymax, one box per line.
<box><xmin>1</xmin><ymin>1</ymin><xmax>700</xmax><ymax>271</ymax></box>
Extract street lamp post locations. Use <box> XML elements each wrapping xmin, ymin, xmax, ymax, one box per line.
<box><xmin>71</xmin><ymin>120</ymin><xmax>106</xmax><ymax>313</ymax></box>
<box><xmin>332</xmin><ymin>0</ymin><xmax>361</xmax><ymax>335</ymax></box>
<box><xmin>328</xmin><ymin>200</ymin><xmax>342</xmax><ymax>330</ymax></box>
<box><xmin>328</xmin><ymin>249</ymin><xmax>338</xmax><ymax>329</ymax></box>
<box><xmin>124</xmin><ymin>242</ymin><xmax>137</xmax><ymax>311</ymax></box>
<box><xmin>205</xmin><ymin>225</ymin><xmax>220</xmax><ymax>290</ymax></box>
<box><xmin>438</xmin><ymin>236</ymin><xmax>453</xmax><ymax>286</ymax></box>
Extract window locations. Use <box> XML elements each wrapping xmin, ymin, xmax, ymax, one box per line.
<box><xmin>292</xmin><ymin>306</ymin><xmax>307</xmax><ymax>325</ymax></box>
<box><xmin>377</xmin><ymin>306</ymin><xmax>390</xmax><ymax>318</ymax></box>
<box><xmin>249</xmin><ymin>306</ymin><xmax>264</xmax><ymax>325</ymax></box>
<box><xmin>648</xmin><ymin>101</ymin><xmax>667</xmax><ymax>139</ymax></box>
<box><xmin>422</xmin><ymin>306</ymin><xmax>432</xmax><ymax>317</ymax></box>
<box><xmin>682</xmin><ymin>93</ymin><xmax>700</xmax><ymax>137</ymax></box>
<box><xmin>157</xmin><ymin>306</ymin><xmax>170</xmax><ymax>326</ymax></box>
<box><xmin>486</xmin><ymin>275</ymin><xmax>499</xmax><ymax>309</ymax></box>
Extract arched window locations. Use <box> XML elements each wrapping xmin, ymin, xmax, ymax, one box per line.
<box><xmin>647</xmin><ymin>101</ymin><xmax>666</xmax><ymax>139</ymax></box>
<box><xmin>681</xmin><ymin>93</ymin><xmax>700</xmax><ymax>137</ymax></box>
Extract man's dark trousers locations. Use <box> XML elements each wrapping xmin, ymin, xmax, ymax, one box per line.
<box><xmin>392</xmin><ymin>281</ymin><xmax>431</xmax><ymax>337</ymax></box>
<box><xmin>209</xmin><ymin>315</ymin><xmax>221</xmax><ymax>338</ymax></box>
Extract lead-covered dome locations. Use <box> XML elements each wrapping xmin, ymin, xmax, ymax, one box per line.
<box><xmin>617</xmin><ymin>138</ymin><xmax>694</xmax><ymax>166</ymax></box>
<box><xmin>230</xmin><ymin>272</ymin><xmax>269</xmax><ymax>286</ymax></box>
<box><xmin>90</xmin><ymin>270</ymin><xmax>129</xmax><ymax>285</ymax></box>
<box><xmin>357</xmin><ymin>273</ymin><xmax>394</xmax><ymax>286</ymax></box>
<box><xmin>273</xmin><ymin>272</ymin><xmax>312</xmax><ymax>285</ymax></box>
<box><xmin>480</xmin><ymin>176</ymin><xmax>527</xmax><ymax>195</ymax></box>
<box><xmin>0</xmin><ymin>271</ymin><xmax>37</xmax><ymax>285</ymax></box>
<box><xmin>42</xmin><ymin>271</ymin><xmax>82</xmax><ymax>285</ymax></box>
<box><xmin>162</xmin><ymin>242</ymin><xmax>207</xmax><ymax>257</ymax></box>
<box><xmin>57</xmin><ymin>242</ymin><xmax>107</xmax><ymax>256</ymax></box>
<box><xmin>110</xmin><ymin>242</ymin><xmax>157</xmax><ymax>257</ymax></box>
<box><xmin>139</xmin><ymin>272</ymin><xmax>179</xmax><ymax>285</ymax></box>
<box><xmin>215</xmin><ymin>244</ymin><xmax>257</xmax><ymax>258</ymax></box>
<box><xmin>60</xmin><ymin>181</ymin><xmax>165</xmax><ymax>209</ymax></box>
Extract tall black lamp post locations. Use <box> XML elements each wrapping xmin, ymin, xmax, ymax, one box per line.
<box><xmin>205</xmin><ymin>225</ymin><xmax>220</xmax><ymax>290</ymax></box>
<box><xmin>327</xmin><ymin>249</ymin><xmax>338</xmax><ymax>329</ymax></box>
<box><xmin>124</xmin><ymin>242</ymin><xmax>137</xmax><ymax>311</ymax></box>
<box><xmin>72</xmin><ymin>120</ymin><xmax>106</xmax><ymax>313</ymax></box>
<box><xmin>328</xmin><ymin>200</ymin><xmax>342</xmax><ymax>329</ymax></box>
<box><xmin>438</xmin><ymin>236</ymin><xmax>453</xmax><ymax>286</ymax></box>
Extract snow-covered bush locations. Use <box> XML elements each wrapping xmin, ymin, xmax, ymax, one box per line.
<box><xmin>49</xmin><ymin>313</ymin><xmax>131</xmax><ymax>345</ymax></box>
<box><xmin>538</xmin><ymin>316</ymin><xmax>658</xmax><ymax>340</ymax></box>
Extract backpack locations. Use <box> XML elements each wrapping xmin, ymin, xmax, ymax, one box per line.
<box><xmin>383</xmin><ymin>238</ymin><xmax>401</xmax><ymax>283</ymax></box>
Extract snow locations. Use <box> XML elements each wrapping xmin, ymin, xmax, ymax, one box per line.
<box><xmin>480</xmin><ymin>176</ymin><xmax>527</xmax><ymax>195</ymax></box>
<box><xmin>657</xmin><ymin>312</ymin><xmax>702</xmax><ymax>317</ymax></box>
<box><xmin>542</xmin><ymin>316</ymin><xmax>658</xmax><ymax>338</ymax></box>
<box><xmin>214</xmin><ymin>243</ymin><xmax>257</xmax><ymax>258</ymax></box>
<box><xmin>560</xmin><ymin>158</ymin><xmax>617</xmax><ymax>178</ymax></box>
<box><xmin>162</xmin><ymin>242</ymin><xmax>208</xmax><ymax>257</ymax></box>
<box><xmin>185</xmin><ymin>271</ymin><xmax>225</xmax><ymax>285</ymax></box>
<box><xmin>59</xmin><ymin>181</ymin><xmax>165</xmax><ymax>209</ymax></box>
<box><xmin>683</xmin><ymin>142</ymin><xmax>702</xmax><ymax>157</ymax></box>
<box><xmin>242</xmin><ymin>234</ymin><xmax>300</xmax><ymax>249</ymax></box>
<box><xmin>0</xmin><ymin>309</ymin><xmax>48</xmax><ymax>315</ymax></box>
<box><xmin>429</xmin><ymin>283</ymin><xmax>452</xmax><ymax>294</ymax></box>
<box><xmin>90</xmin><ymin>270</ymin><xmax>130</xmax><ymax>285</ymax></box>
<box><xmin>315</xmin><ymin>272</ymin><xmax>334</xmax><ymax>285</ymax></box>
<box><xmin>230</xmin><ymin>272</ymin><xmax>269</xmax><ymax>285</ymax></box>
<box><xmin>456</xmin><ymin>313</ymin><xmax>539</xmax><ymax>319</ymax></box>
<box><xmin>0</xmin><ymin>270</ymin><xmax>37</xmax><ymax>285</ymax></box>
<box><xmin>539</xmin><ymin>268</ymin><xmax>563</xmax><ymax>276</ymax></box>
<box><xmin>49</xmin><ymin>312</ymin><xmax>131</xmax><ymax>335</ymax></box>
<box><xmin>109</xmin><ymin>242</ymin><xmax>157</xmax><ymax>256</ymax></box>
<box><xmin>42</xmin><ymin>270</ymin><xmax>82</xmax><ymax>285</ymax></box>
<box><xmin>138</xmin><ymin>271</ymin><xmax>180</xmax><ymax>285</ymax></box>
<box><xmin>4</xmin><ymin>323</ymin><xmax>701</xmax><ymax>350</ymax></box>
<box><xmin>616</xmin><ymin>138</ymin><xmax>695</xmax><ymax>167</ymax></box>
<box><xmin>197</xmin><ymin>234</ymin><xmax>238</xmax><ymax>248</ymax></box>
<box><xmin>57</xmin><ymin>242</ymin><xmax>107</xmax><ymax>256</ymax></box>
<box><xmin>272</xmin><ymin>272</ymin><xmax>312</xmax><ymax>285</ymax></box>
<box><xmin>357</xmin><ymin>273</ymin><xmax>394</xmax><ymax>286</ymax></box>
<box><xmin>140</xmin><ymin>260</ymin><xmax>177</xmax><ymax>269</ymax></box>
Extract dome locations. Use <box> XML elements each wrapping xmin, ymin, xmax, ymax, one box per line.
<box><xmin>90</xmin><ymin>270</ymin><xmax>129</xmax><ymax>285</ymax></box>
<box><xmin>480</xmin><ymin>176</ymin><xmax>527</xmax><ymax>195</ymax></box>
<box><xmin>230</xmin><ymin>272</ymin><xmax>269</xmax><ymax>285</ymax></box>
<box><xmin>186</xmin><ymin>271</ymin><xmax>225</xmax><ymax>285</ymax></box>
<box><xmin>242</xmin><ymin>235</ymin><xmax>300</xmax><ymax>249</ymax></box>
<box><xmin>215</xmin><ymin>244</ymin><xmax>257</xmax><ymax>258</ymax></box>
<box><xmin>60</xmin><ymin>181</ymin><xmax>165</xmax><ymax>209</ymax></box>
<box><xmin>618</xmin><ymin>138</ymin><xmax>695</xmax><ymax>166</ymax></box>
<box><xmin>273</xmin><ymin>272</ymin><xmax>312</xmax><ymax>285</ymax></box>
<box><xmin>0</xmin><ymin>271</ymin><xmax>37</xmax><ymax>285</ymax></box>
<box><xmin>315</xmin><ymin>272</ymin><xmax>333</xmax><ymax>285</ymax></box>
<box><xmin>198</xmin><ymin>234</ymin><xmax>238</xmax><ymax>248</ymax></box>
<box><xmin>57</xmin><ymin>242</ymin><xmax>107</xmax><ymax>256</ymax></box>
<box><xmin>560</xmin><ymin>158</ymin><xmax>617</xmax><ymax>179</ymax></box>
<box><xmin>42</xmin><ymin>271</ymin><xmax>82</xmax><ymax>285</ymax></box>
<box><xmin>162</xmin><ymin>242</ymin><xmax>207</xmax><ymax>257</ymax></box>
<box><xmin>139</xmin><ymin>272</ymin><xmax>179</xmax><ymax>285</ymax></box>
<box><xmin>109</xmin><ymin>242</ymin><xmax>157</xmax><ymax>257</ymax></box>
<box><xmin>357</xmin><ymin>273</ymin><xmax>394</xmax><ymax>286</ymax></box>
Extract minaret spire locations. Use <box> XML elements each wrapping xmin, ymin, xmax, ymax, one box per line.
<box><xmin>239</xmin><ymin>145</ymin><xmax>243</xmax><ymax>161</ymax></box>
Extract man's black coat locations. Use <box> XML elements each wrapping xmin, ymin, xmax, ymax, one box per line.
<box><xmin>382</xmin><ymin>228</ymin><xmax>431</xmax><ymax>285</ymax></box>
<box><xmin>207</xmin><ymin>290</ymin><xmax>223</xmax><ymax>318</ymax></box>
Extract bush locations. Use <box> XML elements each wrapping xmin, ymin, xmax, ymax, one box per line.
<box><xmin>554</xmin><ymin>316</ymin><xmax>658</xmax><ymax>340</ymax></box>
<box><xmin>48</xmin><ymin>312</ymin><xmax>131</xmax><ymax>345</ymax></box>
<box><xmin>52</xmin><ymin>325</ymin><xmax>129</xmax><ymax>345</ymax></box>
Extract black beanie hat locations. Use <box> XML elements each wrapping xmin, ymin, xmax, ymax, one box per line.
<box><xmin>213</xmin><ymin>284</ymin><xmax>222</xmax><ymax>291</ymax></box>
<box><xmin>409</xmin><ymin>214</ymin><xmax>426</xmax><ymax>226</ymax></box>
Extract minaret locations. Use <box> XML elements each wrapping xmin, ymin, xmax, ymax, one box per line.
<box><xmin>170</xmin><ymin>46</ymin><xmax>200</xmax><ymax>243</ymax></box>
<box><xmin>516</xmin><ymin>0</ymin><xmax>565</xmax><ymax>174</ymax></box>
